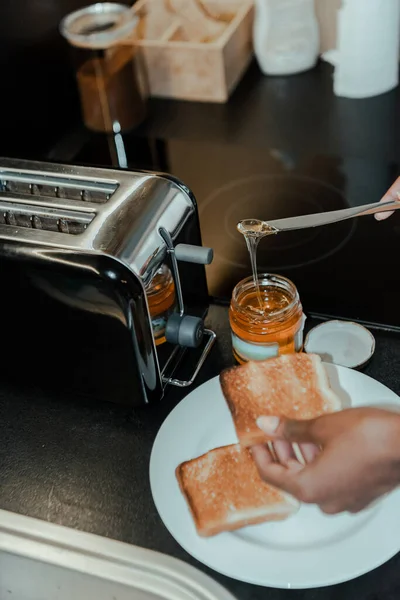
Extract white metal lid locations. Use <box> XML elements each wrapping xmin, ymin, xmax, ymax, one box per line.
<box><xmin>60</xmin><ymin>3</ymin><xmax>137</xmax><ymax>49</ymax></box>
<box><xmin>304</xmin><ymin>320</ymin><xmax>375</xmax><ymax>369</ymax></box>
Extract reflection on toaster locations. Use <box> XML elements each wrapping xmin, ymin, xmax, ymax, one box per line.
<box><xmin>0</xmin><ymin>158</ymin><xmax>216</xmax><ymax>406</ymax></box>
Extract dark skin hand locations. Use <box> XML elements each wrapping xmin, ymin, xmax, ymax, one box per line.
<box><xmin>252</xmin><ymin>408</ymin><xmax>400</xmax><ymax>515</ymax></box>
<box><xmin>252</xmin><ymin>181</ymin><xmax>400</xmax><ymax>515</ymax></box>
<box><xmin>375</xmin><ymin>175</ymin><xmax>400</xmax><ymax>220</ymax></box>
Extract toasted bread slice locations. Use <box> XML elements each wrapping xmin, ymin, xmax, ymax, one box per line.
<box><xmin>176</xmin><ymin>444</ymin><xmax>299</xmax><ymax>537</ymax></box>
<box><xmin>220</xmin><ymin>353</ymin><xmax>341</xmax><ymax>447</ymax></box>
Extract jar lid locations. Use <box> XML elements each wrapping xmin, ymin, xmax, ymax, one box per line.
<box><xmin>304</xmin><ymin>320</ymin><xmax>375</xmax><ymax>369</ymax></box>
<box><xmin>60</xmin><ymin>3</ymin><xmax>137</xmax><ymax>50</ymax></box>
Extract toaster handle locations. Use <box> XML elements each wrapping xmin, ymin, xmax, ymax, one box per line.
<box><xmin>158</xmin><ymin>227</ymin><xmax>217</xmax><ymax>387</ymax></box>
<box><xmin>158</xmin><ymin>227</ymin><xmax>215</xmax><ymax>350</ymax></box>
<box><xmin>162</xmin><ymin>329</ymin><xmax>217</xmax><ymax>388</ymax></box>
<box><xmin>175</xmin><ymin>244</ymin><xmax>213</xmax><ymax>265</ymax></box>
<box><xmin>165</xmin><ymin>313</ymin><xmax>204</xmax><ymax>348</ymax></box>
<box><xmin>159</xmin><ymin>227</ymin><xmax>213</xmax><ymax>320</ymax></box>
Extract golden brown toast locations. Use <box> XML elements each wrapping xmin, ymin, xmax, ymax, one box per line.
<box><xmin>220</xmin><ymin>353</ymin><xmax>341</xmax><ymax>447</ymax></box>
<box><xmin>176</xmin><ymin>444</ymin><xmax>299</xmax><ymax>537</ymax></box>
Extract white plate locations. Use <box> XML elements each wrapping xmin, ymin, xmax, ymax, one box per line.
<box><xmin>150</xmin><ymin>364</ymin><xmax>400</xmax><ymax>589</ymax></box>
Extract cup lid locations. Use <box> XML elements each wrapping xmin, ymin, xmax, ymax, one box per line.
<box><xmin>60</xmin><ymin>3</ymin><xmax>137</xmax><ymax>49</ymax></box>
<box><xmin>304</xmin><ymin>320</ymin><xmax>375</xmax><ymax>369</ymax></box>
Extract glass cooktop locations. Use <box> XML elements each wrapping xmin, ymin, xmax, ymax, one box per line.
<box><xmin>70</xmin><ymin>133</ymin><xmax>400</xmax><ymax>328</ymax></box>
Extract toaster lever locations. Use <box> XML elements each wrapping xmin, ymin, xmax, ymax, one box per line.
<box><xmin>159</xmin><ymin>227</ymin><xmax>214</xmax><ymax>350</ymax></box>
<box><xmin>175</xmin><ymin>244</ymin><xmax>213</xmax><ymax>265</ymax></box>
<box><xmin>165</xmin><ymin>313</ymin><xmax>204</xmax><ymax>348</ymax></box>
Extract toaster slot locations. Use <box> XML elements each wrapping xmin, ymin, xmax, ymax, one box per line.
<box><xmin>0</xmin><ymin>171</ymin><xmax>117</xmax><ymax>204</ymax></box>
<box><xmin>0</xmin><ymin>201</ymin><xmax>94</xmax><ymax>235</ymax></box>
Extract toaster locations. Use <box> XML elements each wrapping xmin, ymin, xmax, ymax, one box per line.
<box><xmin>0</xmin><ymin>158</ymin><xmax>216</xmax><ymax>406</ymax></box>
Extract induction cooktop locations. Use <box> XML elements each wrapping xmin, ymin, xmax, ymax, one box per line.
<box><xmin>71</xmin><ymin>133</ymin><xmax>400</xmax><ymax>328</ymax></box>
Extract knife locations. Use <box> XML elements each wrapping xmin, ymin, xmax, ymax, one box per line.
<box><xmin>238</xmin><ymin>199</ymin><xmax>400</xmax><ymax>235</ymax></box>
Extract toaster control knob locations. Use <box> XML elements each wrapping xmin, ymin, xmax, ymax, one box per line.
<box><xmin>175</xmin><ymin>244</ymin><xmax>213</xmax><ymax>265</ymax></box>
<box><xmin>165</xmin><ymin>314</ymin><xmax>204</xmax><ymax>348</ymax></box>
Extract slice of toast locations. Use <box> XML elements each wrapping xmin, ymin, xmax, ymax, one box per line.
<box><xmin>220</xmin><ymin>353</ymin><xmax>341</xmax><ymax>447</ymax></box>
<box><xmin>176</xmin><ymin>444</ymin><xmax>299</xmax><ymax>537</ymax></box>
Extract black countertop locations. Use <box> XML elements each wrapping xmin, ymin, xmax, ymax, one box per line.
<box><xmin>2</xmin><ymin>304</ymin><xmax>400</xmax><ymax>600</ymax></box>
<box><xmin>132</xmin><ymin>60</ymin><xmax>400</xmax><ymax>163</ymax></box>
<box><xmin>32</xmin><ymin>60</ymin><xmax>400</xmax><ymax>168</ymax></box>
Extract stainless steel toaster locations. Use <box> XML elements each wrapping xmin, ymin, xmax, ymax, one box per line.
<box><xmin>0</xmin><ymin>158</ymin><xmax>215</xmax><ymax>406</ymax></box>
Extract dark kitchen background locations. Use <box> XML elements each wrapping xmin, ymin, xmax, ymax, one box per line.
<box><xmin>0</xmin><ymin>0</ymin><xmax>106</xmax><ymax>157</ymax></box>
<box><xmin>1</xmin><ymin>0</ymin><xmax>400</xmax><ymax>328</ymax></box>
<box><xmin>0</xmin><ymin>0</ymin><xmax>338</xmax><ymax>160</ymax></box>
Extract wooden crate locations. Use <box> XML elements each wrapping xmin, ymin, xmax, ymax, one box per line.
<box><xmin>128</xmin><ymin>0</ymin><xmax>254</xmax><ymax>103</ymax></box>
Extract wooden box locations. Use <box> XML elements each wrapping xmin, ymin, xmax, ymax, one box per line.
<box><xmin>129</xmin><ymin>0</ymin><xmax>254</xmax><ymax>103</ymax></box>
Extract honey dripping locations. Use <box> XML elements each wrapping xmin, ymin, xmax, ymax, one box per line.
<box><xmin>237</xmin><ymin>219</ymin><xmax>277</xmax><ymax>313</ymax></box>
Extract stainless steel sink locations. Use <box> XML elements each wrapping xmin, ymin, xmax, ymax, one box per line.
<box><xmin>0</xmin><ymin>509</ymin><xmax>236</xmax><ymax>600</ymax></box>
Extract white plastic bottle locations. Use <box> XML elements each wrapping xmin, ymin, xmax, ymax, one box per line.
<box><xmin>253</xmin><ymin>0</ymin><xmax>319</xmax><ymax>76</ymax></box>
<box><xmin>322</xmin><ymin>0</ymin><xmax>400</xmax><ymax>98</ymax></box>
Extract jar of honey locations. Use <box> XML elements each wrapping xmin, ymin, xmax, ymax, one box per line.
<box><xmin>229</xmin><ymin>273</ymin><xmax>305</xmax><ymax>363</ymax></box>
<box><xmin>145</xmin><ymin>264</ymin><xmax>176</xmax><ymax>345</ymax></box>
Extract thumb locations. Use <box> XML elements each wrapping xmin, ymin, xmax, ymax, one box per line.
<box><xmin>375</xmin><ymin>210</ymin><xmax>394</xmax><ymax>221</ymax></box>
<box><xmin>257</xmin><ymin>415</ymin><xmax>320</xmax><ymax>444</ymax></box>
<box><xmin>375</xmin><ymin>180</ymin><xmax>400</xmax><ymax>220</ymax></box>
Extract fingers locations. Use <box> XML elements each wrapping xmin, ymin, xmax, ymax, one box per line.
<box><xmin>375</xmin><ymin>177</ymin><xmax>400</xmax><ymax>220</ymax></box>
<box><xmin>251</xmin><ymin>444</ymin><xmax>274</xmax><ymax>470</ymax></box>
<box><xmin>273</xmin><ymin>440</ymin><xmax>297</xmax><ymax>465</ymax></box>
<box><xmin>299</xmin><ymin>442</ymin><xmax>320</xmax><ymax>463</ymax></box>
<box><xmin>254</xmin><ymin>438</ymin><xmax>319</xmax><ymax>481</ymax></box>
<box><xmin>257</xmin><ymin>409</ymin><xmax>369</xmax><ymax>446</ymax></box>
<box><xmin>272</xmin><ymin>440</ymin><xmax>320</xmax><ymax>466</ymax></box>
<box><xmin>252</xmin><ymin>441</ymin><xmax>318</xmax><ymax>470</ymax></box>
<box><xmin>252</xmin><ymin>443</ymin><xmax>330</xmax><ymax>505</ymax></box>
<box><xmin>257</xmin><ymin>415</ymin><xmax>320</xmax><ymax>444</ymax></box>
<box><xmin>380</xmin><ymin>178</ymin><xmax>400</xmax><ymax>202</ymax></box>
<box><xmin>252</xmin><ymin>446</ymin><xmax>303</xmax><ymax>497</ymax></box>
<box><xmin>321</xmin><ymin>499</ymin><xmax>370</xmax><ymax>515</ymax></box>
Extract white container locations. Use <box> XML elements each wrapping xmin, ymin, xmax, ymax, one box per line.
<box><xmin>322</xmin><ymin>0</ymin><xmax>400</xmax><ymax>99</ymax></box>
<box><xmin>253</xmin><ymin>0</ymin><xmax>319</xmax><ymax>75</ymax></box>
<box><xmin>0</xmin><ymin>509</ymin><xmax>237</xmax><ymax>600</ymax></box>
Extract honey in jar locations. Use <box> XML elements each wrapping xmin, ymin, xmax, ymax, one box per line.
<box><xmin>230</xmin><ymin>273</ymin><xmax>305</xmax><ymax>363</ymax></box>
<box><xmin>145</xmin><ymin>264</ymin><xmax>176</xmax><ymax>345</ymax></box>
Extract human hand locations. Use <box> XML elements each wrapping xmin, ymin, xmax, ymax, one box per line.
<box><xmin>375</xmin><ymin>176</ymin><xmax>400</xmax><ymax>220</ymax></box>
<box><xmin>252</xmin><ymin>408</ymin><xmax>400</xmax><ymax>514</ymax></box>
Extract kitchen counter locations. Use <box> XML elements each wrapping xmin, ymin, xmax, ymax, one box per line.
<box><xmin>35</xmin><ymin>60</ymin><xmax>400</xmax><ymax>168</ymax></box>
<box><xmin>135</xmin><ymin>60</ymin><xmax>400</xmax><ymax>163</ymax></box>
<box><xmin>2</xmin><ymin>303</ymin><xmax>400</xmax><ymax>600</ymax></box>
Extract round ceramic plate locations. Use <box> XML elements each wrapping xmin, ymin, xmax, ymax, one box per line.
<box><xmin>150</xmin><ymin>365</ymin><xmax>400</xmax><ymax>589</ymax></box>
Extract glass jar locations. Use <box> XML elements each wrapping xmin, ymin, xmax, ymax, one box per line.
<box><xmin>145</xmin><ymin>264</ymin><xmax>176</xmax><ymax>346</ymax></box>
<box><xmin>230</xmin><ymin>273</ymin><xmax>305</xmax><ymax>364</ymax></box>
<box><xmin>60</xmin><ymin>3</ymin><xmax>147</xmax><ymax>134</ymax></box>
